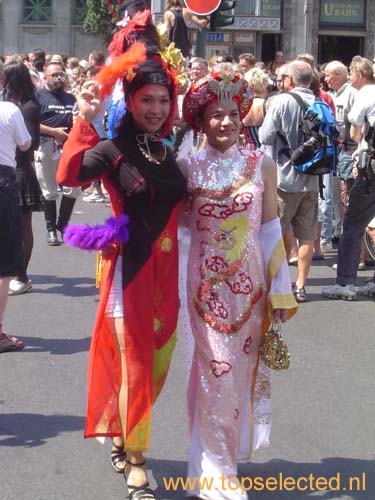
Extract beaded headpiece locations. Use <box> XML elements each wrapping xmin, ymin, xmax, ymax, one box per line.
<box><xmin>183</xmin><ymin>71</ymin><xmax>253</xmax><ymax>131</ymax></box>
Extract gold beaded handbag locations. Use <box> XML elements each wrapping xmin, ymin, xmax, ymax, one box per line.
<box><xmin>260</xmin><ymin>321</ymin><xmax>290</xmax><ymax>371</ymax></box>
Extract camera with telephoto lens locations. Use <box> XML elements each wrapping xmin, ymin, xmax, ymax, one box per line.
<box><xmin>358</xmin><ymin>149</ymin><xmax>371</xmax><ymax>175</ymax></box>
<box><xmin>291</xmin><ymin>136</ymin><xmax>321</xmax><ymax>166</ymax></box>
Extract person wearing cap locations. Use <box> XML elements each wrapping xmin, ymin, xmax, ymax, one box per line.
<box><xmin>78</xmin><ymin>59</ymin><xmax>88</xmax><ymax>70</ymax></box>
<box><xmin>50</xmin><ymin>54</ymin><xmax>63</xmax><ymax>65</ymax></box>
<box><xmin>180</xmin><ymin>69</ymin><xmax>297</xmax><ymax>499</ymax></box>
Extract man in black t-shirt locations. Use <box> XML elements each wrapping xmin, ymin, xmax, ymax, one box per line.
<box><xmin>35</xmin><ymin>62</ymin><xmax>80</xmax><ymax>245</ymax></box>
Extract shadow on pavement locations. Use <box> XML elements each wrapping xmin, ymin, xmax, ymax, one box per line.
<box><xmin>18</xmin><ymin>335</ymin><xmax>91</xmax><ymax>355</ymax></box>
<box><xmin>145</xmin><ymin>457</ymin><xmax>374</xmax><ymax>499</ymax></box>
<box><xmin>26</xmin><ymin>274</ymin><xmax>98</xmax><ymax>297</ymax></box>
<box><xmin>0</xmin><ymin>412</ymin><xmax>85</xmax><ymax>448</ymax></box>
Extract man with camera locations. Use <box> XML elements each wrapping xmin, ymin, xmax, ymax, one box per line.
<box><xmin>260</xmin><ymin>60</ymin><xmax>318</xmax><ymax>303</ymax></box>
<box><xmin>322</xmin><ymin>58</ymin><xmax>375</xmax><ymax>300</ymax></box>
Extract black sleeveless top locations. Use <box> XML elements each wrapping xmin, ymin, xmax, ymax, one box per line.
<box><xmin>167</xmin><ymin>9</ymin><xmax>191</xmax><ymax>58</ymax></box>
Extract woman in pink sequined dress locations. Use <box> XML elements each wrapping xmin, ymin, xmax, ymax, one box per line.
<box><xmin>179</xmin><ymin>71</ymin><xmax>297</xmax><ymax>499</ymax></box>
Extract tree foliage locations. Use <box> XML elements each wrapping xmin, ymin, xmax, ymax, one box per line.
<box><xmin>83</xmin><ymin>0</ymin><xmax>118</xmax><ymax>43</ymax></box>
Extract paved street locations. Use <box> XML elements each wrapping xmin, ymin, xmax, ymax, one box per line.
<box><xmin>1</xmin><ymin>198</ymin><xmax>374</xmax><ymax>500</ymax></box>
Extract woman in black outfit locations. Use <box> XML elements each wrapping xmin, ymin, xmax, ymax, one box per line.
<box><xmin>164</xmin><ymin>0</ymin><xmax>208</xmax><ymax>58</ymax></box>
<box><xmin>3</xmin><ymin>60</ymin><xmax>42</xmax><ymax>295</ymax></box>
<box><xmin>57</xmin><ymin>1</ymin><xmax>187</xmax><ymax>498</ymax></box>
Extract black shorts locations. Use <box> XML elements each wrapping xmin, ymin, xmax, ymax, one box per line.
<box><xmin>0</xmin><ymin>167</ymin><xmax>24</xmax><ymax>277</ymax></box>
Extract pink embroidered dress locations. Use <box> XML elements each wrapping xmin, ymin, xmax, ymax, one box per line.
<box><xmin>181</xmin><ymin>143</ymin><xmax>273</xmax><ymax>499</ymax></box>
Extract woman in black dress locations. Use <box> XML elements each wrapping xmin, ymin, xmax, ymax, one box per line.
<box><xmin>3</xmin><ymin>60</ymin><xmax>42</xmax><ymax>295</ymax></box>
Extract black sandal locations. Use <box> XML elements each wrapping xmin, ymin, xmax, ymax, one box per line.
<box><xmin>110</xmin><ymin>442</ymin><xmax>126</xmax><ymax>473</ymax></box>
<box><xmin>292</xmin><ymin>283</ymin><xmax>307</xmax><ymax>303</ymax></box>
<box><xmin>124</xmin><ymin>460</ymin><xmax>156</xmax><ymax>499</ymax></box>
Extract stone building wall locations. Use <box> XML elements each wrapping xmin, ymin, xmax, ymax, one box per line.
<box><xmin>0</xmin><ymin>1</ymin><xmax>105</xmax><ymax>59</ymax></box>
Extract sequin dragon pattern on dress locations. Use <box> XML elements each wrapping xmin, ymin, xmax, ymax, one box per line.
<box><xmin>182</xmin><ymin>143</ymin><xmax>272</xmax><ymax>499</ymax></box>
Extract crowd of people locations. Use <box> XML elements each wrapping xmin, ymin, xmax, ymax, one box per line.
<box><xmin>1</xmin><ymin>0</ymin><xmax>375</xmax><ymax>498</ymax></box>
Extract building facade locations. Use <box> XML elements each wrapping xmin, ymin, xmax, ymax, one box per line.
<box><xmin>284</xmin><ymin>0</ymin><xmax>375</xmax><ymax>65</ymax></box>
<box><xmin>0</xmin><ymin>0</ymin><xmax>105</xmax><ymax>59</ymax></box>
<box><xmin>156</xmin><ymin>0</ymin><xmax>375</xmax><ymax>64</ymax></box>
<box><xmin>0</xmin><ymin>0</ymin><xmax>374</xmax><ymax>64</ymax></box>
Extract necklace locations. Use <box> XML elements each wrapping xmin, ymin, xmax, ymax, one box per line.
<box><xmin>136</xmin><ymin>134</ymin><xmax>167</xmax><ymax>165</ymax></box>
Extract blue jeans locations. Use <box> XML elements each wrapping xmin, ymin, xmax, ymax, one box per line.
<box><xmin>332</xmin><ymin>151</ymin><xmax>354</xmax><ymax>237</ymax></box>
<box><xmin>336</xmin><ymin>170</ymin><xmax>375</xmax><ymax>285</ymax></box>
<box><xmin>318</xmin><ymin>172</ymin><xmax>333</xmax><ymax>245</ymax></box>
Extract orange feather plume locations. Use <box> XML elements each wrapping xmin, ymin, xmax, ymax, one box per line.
<box><xmin>95</xmin><ymin>42</ymin><xmax>147</xmax><ymax>99</ymax></box>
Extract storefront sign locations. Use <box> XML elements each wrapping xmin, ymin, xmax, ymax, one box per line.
<box><xmin>234</xmin><ymin>33</ymin><xmax>255</xmax><ymax>44</ymax></box>
<box><xmin>320</xmin><ymin>0</ymin><xmax>365</xmax><ymax>25</ymax></box>
<box><xmin>261</xmin><ymin>0</ymin><xmax>281</xmax><ymax>18</ymax></box>
<box><xmin>207</xmin><ymin>32</ymin><xmax>225</xmax><ymax>42</ymax></box>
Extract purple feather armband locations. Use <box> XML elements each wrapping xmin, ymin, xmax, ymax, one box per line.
<box><xmin>63</xmin><ymin>215</ymin><xmax>129</xmax><ymax>251</ymax></box>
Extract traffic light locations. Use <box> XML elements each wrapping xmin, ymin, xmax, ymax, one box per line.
<box><xmin>210</xmin><ymin>1</ymin><xmax>236</xmax><ymax>31</ymax></box>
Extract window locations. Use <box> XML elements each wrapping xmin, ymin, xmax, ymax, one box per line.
<box><xmin>260</xmin><ymin>0</ymin><xmax>281</xmax><ymax>17</ymax></box>
<box><xmin>235</xmin><ymin>0</ymin><xmax>256</xmax><ymax>16</ymax></box>
<box><xmin>73</xmin><ymin>0</ymin><xmax>88</xmax><ymax>24</ymax></box>
<box><xmin>23</xmin><ymin>0</ymin><xmax>53</xmax><ymax>23</ymax></box>
<box><xmin>235</xmin><ymin>0</ymin><xmax>281</xmax><ymax>17</ymax></box>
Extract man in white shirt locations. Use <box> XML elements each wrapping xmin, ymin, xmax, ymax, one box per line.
<box><xmin>0</xmin><ymin>61</ymin><xmax>31</xmax><ymax>352</ymax></box>
<box><xmin>324</xmin><ymin>60</ymin><xmax>357</xmax><ymax>245</ymax></box>
<box><xmin>322</xmin><ymin>58</ymin><xmax>375</xmax><ymax>300</ymax></box>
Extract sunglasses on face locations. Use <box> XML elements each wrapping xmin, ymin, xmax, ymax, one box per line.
<box><xmin>46</xmin><ymin>73</ymin><xmax>65</xmax><ymax>80</ymax></box>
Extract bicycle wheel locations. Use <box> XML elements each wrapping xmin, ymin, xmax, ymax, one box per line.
<box><xmin>364</xmin><ymin>229</ymin><xmax>375</xmax><ymax>261</ymax></box>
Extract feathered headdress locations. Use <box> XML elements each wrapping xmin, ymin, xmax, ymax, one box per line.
<box><xmin>95</xmin><ymin>0</ymin><xmax>185</xmax><ymax>139</ymax></box>
<box><xmin>95</xmin><ymin>41</ymin><xmax>147</xmax><ymax>99</ymax></box>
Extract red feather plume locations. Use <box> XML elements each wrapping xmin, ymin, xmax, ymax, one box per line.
<box><xmin>108</xmin><ymin>9</ymin><xmax>152</xmax><ymax>57</ymax></box>
<box><xmin>95</xmin><ymin>42</ymin><xmax>147</xmax><ymax>99</ymax></box>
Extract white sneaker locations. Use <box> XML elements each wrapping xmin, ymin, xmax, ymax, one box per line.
<box><xmin>8</xmin><ymin>279</ymin><xmax>32</xmax><ymax>296</ymax></box>
<box><xmin>83</xmin><ymin>192</ymin><xmax>106</xmax><ymax>203</ymax></box>
<box><xmin>321</xmin><ymin>242</ymin><xmax>333</xmax><ymax>253</ymax></box>
<box><xmin>356</xmin><ymin>282</ymin><xmax>375</xmax><ymax>297</ymax></box>
<box><xmin>332</xmin><ymin>262</ymin><xmax>365</xmax><ymax>271</ymax></box>
<box><xmin>321</xmin><ymin>283</ymin><xmax>357</xmax><ymax>300</ymax></box>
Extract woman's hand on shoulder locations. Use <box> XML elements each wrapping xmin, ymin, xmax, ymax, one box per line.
<box><xmin>77</xmin><ymin>81</ymin><xmax>101</xmax><ymax>124</ymax></box>
<box><xmin>177</xmin><ymin>158</ymin><xmax>189</xmax><ymax>180</ymax></box>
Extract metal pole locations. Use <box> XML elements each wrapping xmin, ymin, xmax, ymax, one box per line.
<box><xmin>195</xmin><ymin>27</ymin><xmax>207</xmax><ymax>58</ymax></box>
<box><xmin>304</xmin><ymin>0</ymin><xmax>308</xmax><ymax>53</ymax></box>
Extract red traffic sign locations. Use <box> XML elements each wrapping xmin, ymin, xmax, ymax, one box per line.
<box><xmin>184</xmin><ymin>0</ymin><xmax>220</xmax><ymax>16</ymax></box>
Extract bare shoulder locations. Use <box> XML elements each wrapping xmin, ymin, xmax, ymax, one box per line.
<box><xmin>261</xmin><ymin>154</ymin><xmax>277</xmax><ymax>184</ymax></box>
<box><xmin>164</xmin><ymin>10</ymin><xmax>174</xmax><ymax>22</ymax></box>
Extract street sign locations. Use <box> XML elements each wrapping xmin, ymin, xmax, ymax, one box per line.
<box><xmin>207</xmin><ymin>32</ymin><xmax>224</xmax><ymax>42</ymax></box>
<box><xmin>184</xmin><ymin>0</ymin><xmax>221</xmax><ymax>16</ymax></box>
